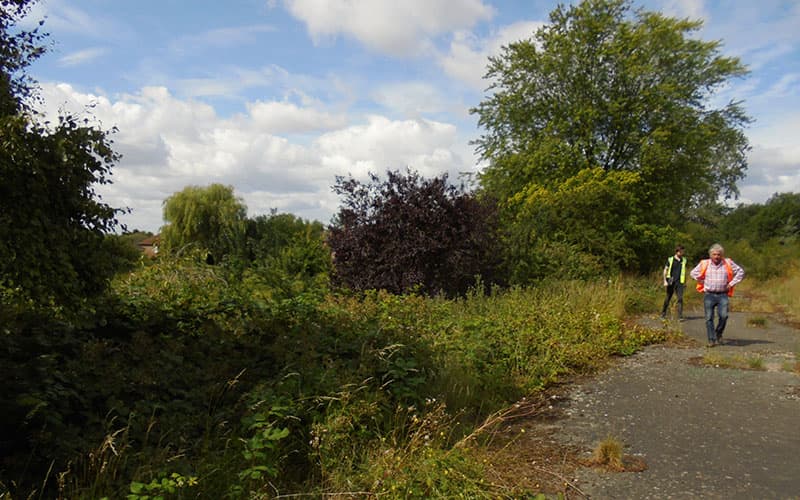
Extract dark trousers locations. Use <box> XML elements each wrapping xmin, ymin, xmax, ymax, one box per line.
<box><xmin>662</xmin><ymin>283</ymin><xmax>684</xmax><ymax>318</ymax></box>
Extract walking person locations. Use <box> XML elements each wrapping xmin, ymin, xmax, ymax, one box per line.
<box><xmin>690</xmin><ymin>243</ymin><xmax>745</xmax><ymax>347</ymax></box>
<box><xmin>661</xmin><ymin>245</ymin><xmax>687</xmax><ymax>320</ymax></box>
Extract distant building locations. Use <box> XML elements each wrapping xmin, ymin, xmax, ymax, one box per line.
<box><xmin>137</xmin><ymin>234</ymin><xmax>161</xmax><ymax>258</ymax></box>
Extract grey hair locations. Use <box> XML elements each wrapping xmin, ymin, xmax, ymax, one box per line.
<box><xmin>709</xmin><ymin>243</ymin><xmax>724</xmax><ymax>255</ymax></box>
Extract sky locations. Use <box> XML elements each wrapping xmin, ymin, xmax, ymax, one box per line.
<box><xmin>21</xmin><ymin>0</ymin><xmax>800</xmax><ymax>233</ymax></box>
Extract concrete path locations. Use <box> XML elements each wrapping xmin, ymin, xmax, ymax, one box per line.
<box><xmin>551</xmin><ymin>310</ymin><xmax>800</xmax><ymax>499</ymax></box>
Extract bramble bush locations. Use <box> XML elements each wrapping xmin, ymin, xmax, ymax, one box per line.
<box><xmin>1</xmin><ymin>251</ymin><xmax>663</xmax><ymax>498</ymax></box>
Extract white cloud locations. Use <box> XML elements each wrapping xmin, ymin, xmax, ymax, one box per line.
<box><xmin>246</xmin><ymin>100</ymin><xmax>347</xmax><ymax>134</ymax></box>
<box><xmin>315</xmin><ymin>115</ymin><xmax>464</xmax><ymax>179</ymax></box>
<box><xmin>759</xmin><ymin>73</ymin><xmax>800</xmax><ymax>100</ymax></box>
<box><xmin>371</xmin><ymin>82</ymin><xmax>446</xmax><ymax>117</ymax></box>
<box><xmin>58</xmin><ymin>47</ymin><xmax>108</xmax><ymax>67</ymax></box>
<box><xmin>739</xmin><ymin>110</ymin><xmax>800</xmax><ymax>202</ymax></box>
<box><xmin>282</xmin><ymin>0</ymin><xmax>495</xmax><ymax>56</ymax></box>
<box><xmin>37</xmin><ymin>1</ymin><xmax>99</xmax><ymax>35</ymax></box>
<box><xmin>439</xmin><ymin>21</ymin><xmax>542</xmax><ymax>90</ymax></box>
<box><xmin>34</xmin><ymin>84</ymin><xmax>474</xmax><ymax>231</ymax></box>
<box><xmin>170</xmin><ymin>24</ymin><xmax>277</xmax><ymax>53</ymax></box>
<box><xmin>33</xmin><ymin>0</ymin><xmax>129</xmax><ymax>40</ymax></box>
<box><xmin>655</xmin><ymin>0</ymin><xmax>710</xmax><ymax>21</ymax></box>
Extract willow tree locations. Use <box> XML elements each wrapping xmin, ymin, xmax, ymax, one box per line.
<box><xmin>160</xmin><ymin>184</ymin><xmax>247</xmax><ymax>263</ymax></box>
<box><xmin>472</xmin><ymin>0</ymin><xmax>751</xmax><ymax>278</ymax></box>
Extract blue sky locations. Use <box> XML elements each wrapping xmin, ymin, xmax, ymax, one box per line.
<box><xmin>23</xmin><ymin>0</ymin><xmax>800</xmax><ymax>232</ymax></box>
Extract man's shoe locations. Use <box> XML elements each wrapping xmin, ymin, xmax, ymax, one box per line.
<box><xmin>706</xmin><ymin>342</ymin><xmax>716</xmax><ymax>348</ymax></box>
<box><xmin>716</xmin><ymin>337</ymin><xmax>724</xmax><ymax>346</ymax></box>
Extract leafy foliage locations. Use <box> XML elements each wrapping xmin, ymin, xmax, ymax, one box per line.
<box><xmin>328</xmin><ymin>169</ymin><xmax>499</xmax><ymax>296</ymax></box>
<box><xmin>719</xmin><ymin>192</ymin><xmax>800</xmax><ymax>244</ymax></box>
<box><xmin>472</xmin><ymin>0</ymin><xmax>751</xmax><ymax>278</ymax></box>
<box><xmin>0</xmin><ymin>0</ymin><xmax>124</xmax><ymax>306</ymax></box>
<box><xmin>0</xmin><ymin>0</ymin><xmax>47</xmax><ymax>114</ymax></box>
<box><xmin>160</xmin><ymin>183</ymin><xmax>247</xmax><ymax>263</ymax></box>
<box><xmin>501</xmin><ymin>167</ymin><xmax>677</xmax><ymax>281</ymax></box>
<box><xmin>1</xmin><ymin>249</ymin><xmax>663</xmax><ymax>498</ymax></box>
<box><xmin>242</xmin><ymin>211</ymin><xmax>332</xmax><ymax>297</ymax></box>
<box><xmin>682</xmin><ymin>193</ymin><xmax>800</xmax><ymax>279</ymax></box>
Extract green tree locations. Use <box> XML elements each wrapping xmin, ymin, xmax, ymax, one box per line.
<box><xmin>472</xmin><ymin>0</ymin><xmax>750</xmax><ymax>276</ymax></box>
<box><xmin>0</xmin><ymin>0</ymin><xmax>47</xmax><ymax>114</ymax></box>
<box><xmin>717</xmin><ymin>192</ymin><xmax>800</xmax><ymax>245</ymax></box>
<box><xmin>0</xmin><ymin>0</ymin><xmax>124</xmax><ymax>305</ymax></box>
<box><xmin>243</xmin><ymin>211</ymin><xmax>331</xmax><ymax>294</ymax></box>
<box><xmin>160</xmin><ymin>183</ymin><xmax>247</xmax><ymax>262</ymax></box>
<box><xmin>245</xmin><ymin>211</ymin><xmax>325</xmax><ymax>263</ymax></box>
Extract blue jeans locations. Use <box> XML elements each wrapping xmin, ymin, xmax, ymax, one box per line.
<box><xmin>704</xmin><ymin>292</ymin><xmax>729</xmax><ymax>342</ymax></box>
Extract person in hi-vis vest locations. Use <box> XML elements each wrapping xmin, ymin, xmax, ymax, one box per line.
<box><xmin>661</xmin><ymin>244</ymin><xmax>686</xmax><ymax>320</ymax></box>
<box><xmin>690</xmin><ymin>243</ymin><xmax>745</xmax><ymax>347</ymax></box>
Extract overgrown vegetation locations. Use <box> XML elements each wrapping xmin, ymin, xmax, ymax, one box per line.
<box><xmin>1</xmin><ymin>263</ymin><xmax>663</xmax><ymax>498</ymax></box>
<box><xmin>2</xmin><ymin>0</ymin><xmax>799</xmax><ymax>498</ymax></box>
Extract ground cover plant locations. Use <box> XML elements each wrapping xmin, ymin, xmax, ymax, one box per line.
<box><xmin>0</xmin><ymin>258</ymin><xmax>663</xmax><ymax>498</ymax></box>
<box><xmin>3</xmin><ymin>0</ymin><xmax>797</xmax><ymax>498</ymax></box>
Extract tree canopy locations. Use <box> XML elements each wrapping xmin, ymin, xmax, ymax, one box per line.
<box><xmin>471</xmin><ymin>0</ymin><xmax>751</xmax><ymax>277</ymax></box>
<box><xmin>0</xmin><ymin>0</ymin><xmax>47</xmax><ymax>114</ymax></box>
<box><xmin>0</xmin><ymin>0</ymin><xmax>124</xmax><ymax>305</ymax></box>
<box><xmin>327</xmin><ymin>169</ymin><xmax>498</xmax><ymax>296</ymax></box>
<box><xmin>160</xmin><ymin>183</ymin><xmax>248</xmax><ymax>262</ymax></box>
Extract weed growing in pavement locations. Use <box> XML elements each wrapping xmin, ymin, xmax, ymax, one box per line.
<box><xmin>786</xmin><ymin>348</ymin><xmax>800</xmax><ymax>374</ymax></box>
<box><xmin>780</xmin><ymin>360</ymin><xmax>800</xmax><ymax>374</ymax></box>
<box><xmin>747</xmin><ymin>316</ymin><xmax>768</xmax><ymax>327</ymax></box>
<box><xmin>700</xmin><ymin>353</ymin><xmax>766</xmax><ymax>371</ymax></box>
<box><xmin>591</xmin><ymin>436</ymin><xmax>624</xmax><ymax>471</ymax></box>
<box><xmin>747</xmin><ymin>356</ymin><xmax>765</xmax><ymax>370</ymax></box>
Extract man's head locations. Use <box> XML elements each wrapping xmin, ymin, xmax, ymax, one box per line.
<box><xmin>675</xmin><ymin>244</ymin><xmax>684</xmax><ymax>257</ymax></box>
<box><xmin>709</xmin><ymin>243</ymin><xmax>724</xmax><ymax>264</ymax></box>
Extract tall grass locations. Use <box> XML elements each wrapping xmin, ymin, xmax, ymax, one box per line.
<box><xmin>4</xmin><ymin>268</ymin><xmax>665</xmax><ymax>499</ymax></box>
<box><xmin>308</xmin><ymin>276</ymin><xmax>664</xmax><ymax>496</ymax></box>
<box><xmin>754</xmin><ymin>263</ymin><xmax>800</xmax><ymax>324</ymax></box>
<box><xmin>736</xmin><ymin>254</ymin><xmax>800</xmax><ymax>323</ymax></box>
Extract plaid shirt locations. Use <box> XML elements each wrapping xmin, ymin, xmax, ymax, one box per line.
<box><xmin>690</xmin><ymin>258</ymin><xmax>745</xmax><ymax>293</ymax></box>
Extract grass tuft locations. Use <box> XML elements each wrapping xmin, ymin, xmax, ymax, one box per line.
<box><xmin>697</xmin><ymin>353</ymin><xmax>766</xmax><ymax>371</ymax></box>
<box><xmin>591</xmin><ymin>436</ymin><xmax>625</xmax><ymax>472</ymax></box>
<box><xmin>747</xmin><ymin>316</ymin><xmax>767</xmax><ymax>328</ymax></box>
<box><xmin>747</xmin><ymin>356</ymin><xmax>765</xmax><ymax>370</ymax></box>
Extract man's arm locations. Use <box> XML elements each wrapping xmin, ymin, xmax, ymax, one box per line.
<box><xmin>689</xmin><ymin>261</ymin><xmax>704</xmax><ymax>281</ymax></box>
<box><xmin>728</xmin><ymin>259</ymin><xmax>745</xmax><ymax>287</ymax></box>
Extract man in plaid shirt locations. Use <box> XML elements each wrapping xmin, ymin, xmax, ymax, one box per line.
<box><xmin>690</xmin><ymin>243</ymin><xmax>745</xmax><ymax>347</ymax></box>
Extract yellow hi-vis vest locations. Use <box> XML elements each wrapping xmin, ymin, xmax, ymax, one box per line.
<box><xmin>666</xmin><ymin>256</ymin><xmax>686</xmax><ymax>284</ymax></box>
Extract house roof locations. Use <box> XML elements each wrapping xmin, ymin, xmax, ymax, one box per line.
<box><xmin>138</xmin><ymin>234</ymin><xmax>161</xmax><ymax>246</ymax></box>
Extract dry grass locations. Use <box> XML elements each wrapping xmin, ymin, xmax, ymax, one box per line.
<box><xmin>590</xmin><ymin>436</ymin><xmax>624</xmax><ymax>471</ymax></box>
<box><xmin>580</xmin><ymin>435</ymin><xmax>647</xmax><ymax>473</ymax></box>
<box><xmin>737</xmin><ymin>265</ymin><xmax>800</xmax><ymax>326</ymax></box>
<box><xmin>690</xmin><ymin>353</ymin><xmax>767</xmax><ymax>371</ymax></box>
<box><xmin>462</xmin><ymin>389</ymin><xmax>589</xmax><ymax>497</ymax></box>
